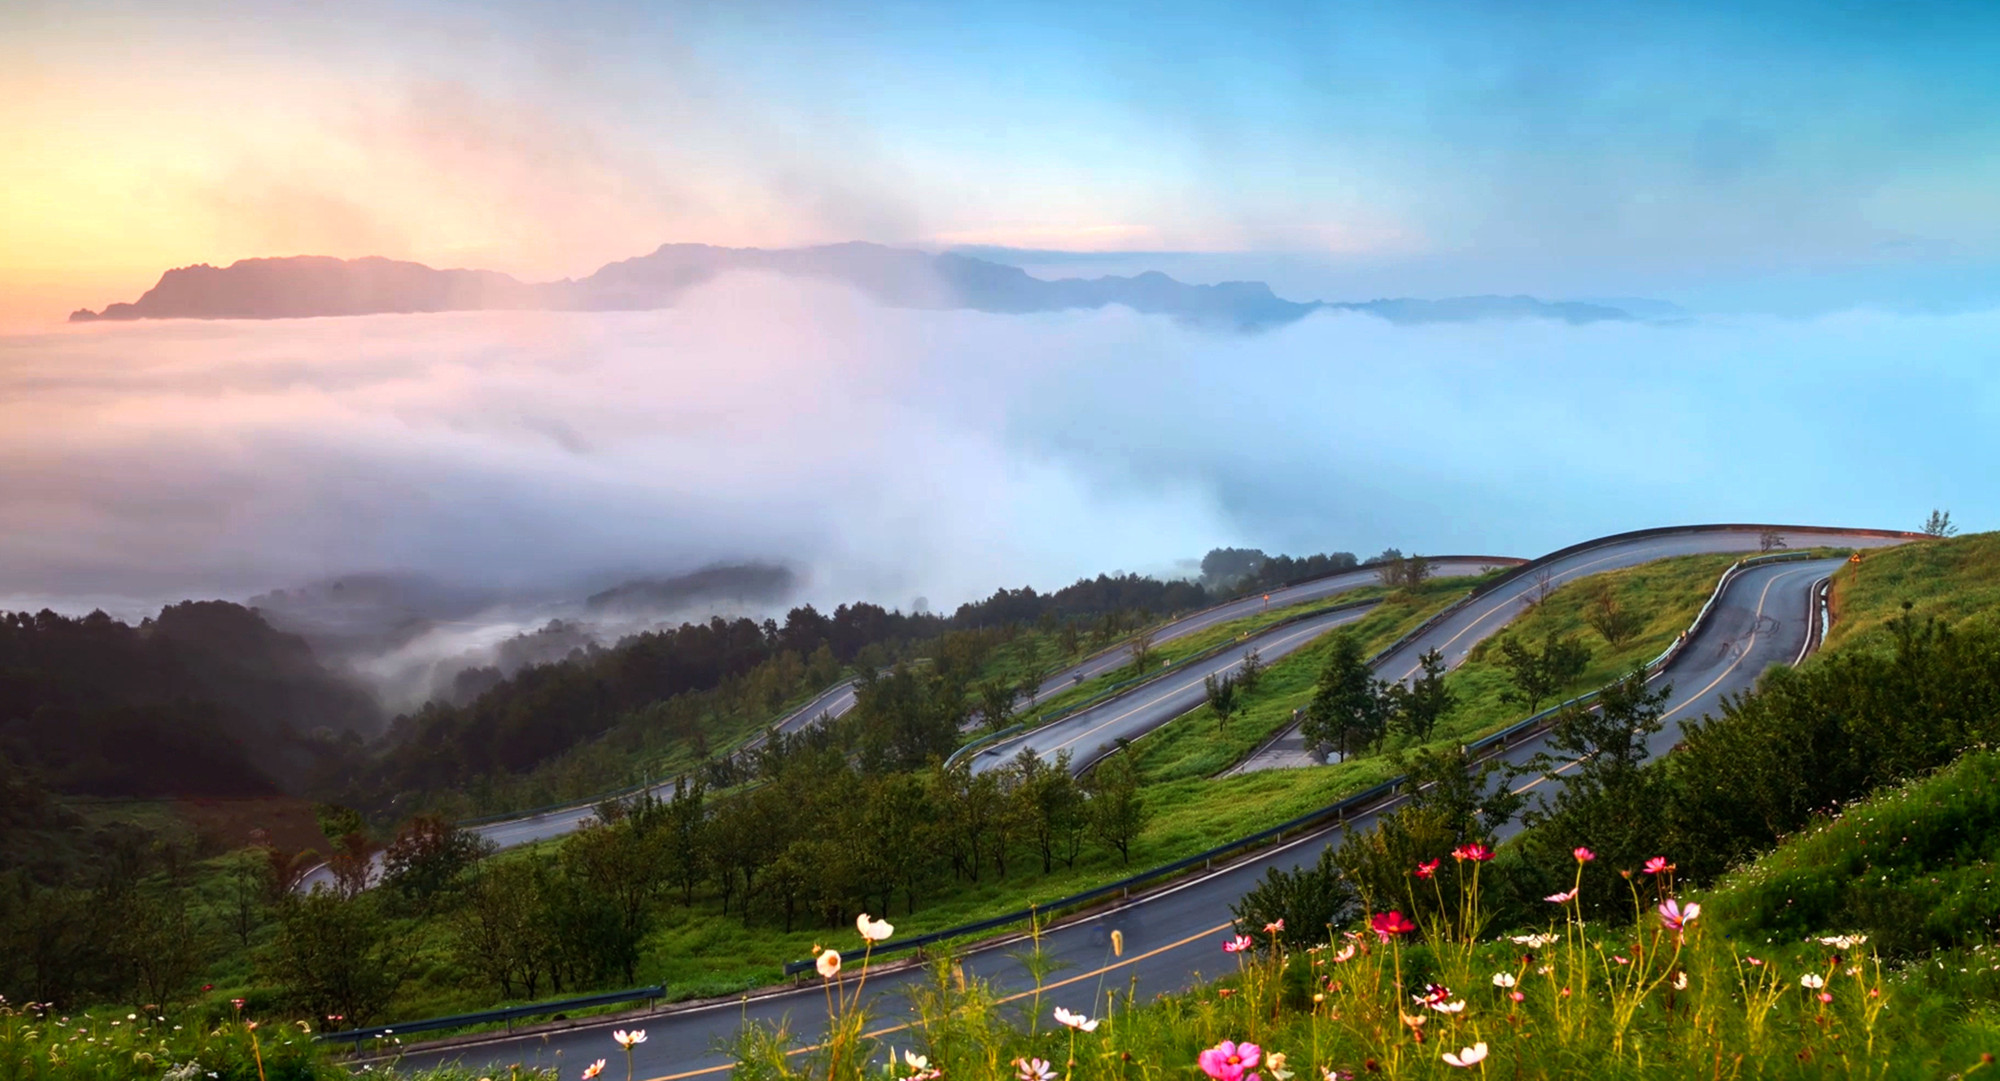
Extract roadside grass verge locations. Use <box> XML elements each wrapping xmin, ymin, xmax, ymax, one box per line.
<box><xmin>1704</xmin><ymin>744</ymin><xmax>2000</xmax><ymax>957</ymax></box>
<box><xmin>1129</xmin><ymin>573</ymin><xmax>1497</xmax><ymax>784</ymax></box>
<box><xmin>1823</xmin><ymin>530</ymin><xmax>2000</xmax><ymax>654</ymax></box>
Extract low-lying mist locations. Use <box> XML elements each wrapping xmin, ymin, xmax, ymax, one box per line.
<box><xmin>2</xmin><ymin>272</ymin><xmax>1992</xmax><ymax>707</ymax></box>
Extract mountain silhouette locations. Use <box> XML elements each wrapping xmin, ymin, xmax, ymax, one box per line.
<box><xmin>70</xmin><ymin>244</ymin><xmax>1637</xmax><ymax>329</ymax></box>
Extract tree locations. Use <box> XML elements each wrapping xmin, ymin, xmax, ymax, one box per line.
<box><xmin>663</xmin><ymin>776</ymin><xmax>710</xmax><ymax>905</ymax></box>
<box><xmin>1582</xmin><ymin>581</ymin><xmax>1643</xmax><ymax>648</ymax></box>
<box><xmin>381</xmin><ymin>814</ymin><xmax>495</xmax><ymax>909</ymax></box>
<box><xmin>1386</xmin><ymin>648</ymin><xmax>1456</xmax><ymax>742</ymax></box>
<box><xmin>1334</xmin><ymin>746</ymin><xmax>1526</xmax><ymax>928</ymax></box>
<box><xmin>560</xmin><ymin>818</ymin><xmax>662</xmax><ymax>979</ymax></box>
<box><xmin>1013</xmin><ymin>749</ymin><xmax>1083</xmax><ymax>874</ymax></box>
<box><xmin>1924</xmin><ymin>509</ymin><xmax>1958</xmax><ymax>538</ymax></box>
<box><xmin>225</xmin><ymin>848</ymin><xmax>269</xmax><ymax>948</ymax></box>
<box><xmin>1126</xmin><ymin>626</ymin><xmax>1157</xmax><ymax>676</ymax></box>
<box><xmin>1303</xmin><ymin>634</ymin><xmax>1389</xmax><ymax>758</ymax></box>
<box><xmin>1496</xmin><ymin>629</ymin><xmax>1593</xmax><ymax>714</ymax></box>
<box><xmin>1084</xmin><ymin>745</ymin><xmax>1149</xmax><ymax>864</ymax></box>
<box><xmin>1201</xmin><ymin>547</ymin><xmax>1268</xmax><ymax>589</ymax></box>
<box><xmin>1377</xmin><ymin>552</ymin><xmax>1433</xmax><ymax>591</ymax></box>
<box><xmin>1519</xmin><ymin>569</ymin><xmax>1558</xmax><ymax>610</ymax></box>
<box><xmin>1230</xmin><ymin>843</ymin><xmax>1359</xmax><ymax>954</ymax></box>
<box><xmin>267</xmin><ymin>891</ymin><xmax>406</xmax><ymax>1029</ymax></box>
<box><xmin>326</xmin><ymin>831</ymin><xmax>377</xmax><ymax>900</ymax></box>
<box><xmin>1236</xmin><ymin>648</ymin><xmax>1265</xmax><ymax>694</ymax></box>
<box><xmin>978</xmin><ymin>679</ymin><xmax>1019</xmax><ymax>733</ymax></box>
<box><xmin>1204</xmin><ymin>671</ymin><xmax>1239</xmax><ymax>732</ymax></box>
<box><xmin>1520</xmin><ymin>669</ymin><xmax>1673</xmax><ymax>914</ymax></box>
<box><xmin>1759</xmin><ymin>529</ymin><xmax>1787</xmax><ymax>553</ymax></box>
<box><xmin>112</xmin><ymin>884</ymin><xmax>208</xmax><ymax>1008</ymax></box>
<box><xmin>452</xmin><ymin>858</ymin><xmax>554</xmax><ymax>1000</ymax></box>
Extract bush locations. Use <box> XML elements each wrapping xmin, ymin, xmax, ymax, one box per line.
<box><xmin>1706</xmin><ymin>747</ymin><xmax>2000</xmax><ymax>956</ymax></box>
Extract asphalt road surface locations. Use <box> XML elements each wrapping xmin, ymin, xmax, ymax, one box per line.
<box><xmin>379</xmin><ymin>537</ymin><xmax>1890</xmax><ymax>1079</ymax></box>
<box><xmin>358</xmin><ymin>558</ymin><xmax>1515</xmax><ymax>871</ymax></box>
<box><xmin>1229</xmin><ymin>526</ymin><xmax>1909</xmax><ymax>773</ymax></box>
<box><xmin>965</xmin><ymin>602</ymin><xmax>1381</xmax><ymax>774</ymax></box>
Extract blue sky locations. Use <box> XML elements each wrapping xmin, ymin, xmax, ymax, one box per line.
<box><xmin>8</xmin><ymin>0</ymin><xmax>2000</xmax><ymax>317</ymax></box>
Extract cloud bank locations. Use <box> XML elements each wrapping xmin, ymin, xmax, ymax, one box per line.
<box><xmin>1</xmin><ymin>273</ymin><xmax>1992</xmax><ymax>636</ymax></box>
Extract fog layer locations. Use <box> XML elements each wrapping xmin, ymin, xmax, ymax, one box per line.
<box><xmin>1</xmin><ymin>273</ymin><xmax>1992</xmax><ymax>629</ymax></box>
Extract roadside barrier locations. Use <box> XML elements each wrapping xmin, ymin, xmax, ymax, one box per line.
<box><xmin>785</xmin><ymin>546</ymin><xmax>1843</xmax><ymax>976</ymax></box>
<box><xmin>942</xmin><ymin>597</ymin><xmax>1385</xmax><ymax>771</ymax></box>
<box><xmin>319</xmin><ymin>985</ymin><xmax>664</xmax><ymax>1048</ymax></box>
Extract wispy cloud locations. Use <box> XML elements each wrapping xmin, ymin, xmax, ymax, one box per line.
<box><xmin>1</xmin><ymin>273</ymin><xmax>1991</xmax><ymax>630</ymax></box>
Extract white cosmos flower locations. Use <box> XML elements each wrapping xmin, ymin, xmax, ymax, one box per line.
<box><xmin>1442</xmin><ymin>1042</ymin><xmax>1489</xmax><ymax>1068</ymax></box>
<box><xmin>612</xmin><ymin>1030</ymin><xmax>646</xmax><ymax>1049</ymax></box>
<box><xmin>857</xmin><ymin>914</ymin><xmax>895</xmax><ymax>942</ymax></box>
<box><xmin>1053</xmin><ymin>1006</ymin><xmax>1100</xmax><ymax>1032</ymax></box>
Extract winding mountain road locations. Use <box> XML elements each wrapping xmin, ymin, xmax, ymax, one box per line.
<box><xmin>377</xmin><ymin>525</ymin><xmax>1908</xmax><ymax>1079</ymax></box>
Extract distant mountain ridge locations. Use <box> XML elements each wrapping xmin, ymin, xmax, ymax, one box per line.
<box><xmin>70</xmin><ymin>243</ymin><xmax>1641</xmax><ymax>329</ymax></box>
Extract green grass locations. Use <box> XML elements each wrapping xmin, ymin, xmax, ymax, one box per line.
<box><xmin>1129</xmin><ymin>573</ymin><xmax>1496</xmax><ymax>784</ymax></box>
<box><xmin>1823</xmin><ymin>530</ymin><xmax>2000</xmax><ymax>654</ymax></box>
<box><xmin>1441</xmin><ymin>551</ymin><xmax>1756</xmax><ymax>738</ymax></box>
<box><xmin>1000</xmin><ymin>592</ymin><xmax>1397</xmax><ymax>729</ymax></box>
<box><xmin>1705</xmin><ymin>745</ymin><xmax>2000</xmax><ymax>957</ymax></box>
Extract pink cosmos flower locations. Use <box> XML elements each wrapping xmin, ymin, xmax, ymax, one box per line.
<box><xmin>1331</xmin><ymin>943</ymin><xmax>1357</xmax><ymax>963</ymax></box>
<box><xmin>1264</xmin><ymin>920</ymin><xmax>1285</xmax><ymax>934</ymax></box>
<box><xmin>1370</xmin><ymin>911</ymin><xmax>1417</xmax><ymax>942</ymax></box>
<box><xmin>1198</xmin><ymin>1040</ymin><xmax>1262</xmax><ymax>1081</ymax></box>
<box><xmin>1643</xmin><ymin>856</ymin><xmax>1676</xmax><ymax>876</ymax></box>
<box><xmin>1223</xmin><ymin>935</ymin><xmax>1255</xmax><ymax>953</ymax></box>
<box><xmin>1657</xmin><ymin>899</ymin><xmax>1700</xmax><ymax>933</ymax></box>
<box><xmin>1016</xmin><ymin>1057</ymin><xmax>1057</xmax><ymax>1081</ymax></box>
<box><xmin>1452</xmin><ymin>843</ymin><xmax>1494</xmax><ymax>862</ymax></box>
<box><xmin>1573</xmin><ymin>847</ymin><xmax>1596</xmax><ymax>862</ymax></box>
<box><xmin>1414</xmin><ymin>860</ymin><xmax>1440</xmax><ymax>879</ymax></box>
<box><xmin>1545</xmin><ymin>888</ymin><xmax>1578</xmax><ymax>904</ymax></box>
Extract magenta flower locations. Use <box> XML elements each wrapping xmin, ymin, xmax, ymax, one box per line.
<box><xmin>1657</xmin><ymin>898</ymin><xmax>1700</xmax><ymax>933</ymax></box>
<box><xmin>1545</xmin><ymin>888</ymin><xmax>1578</xmax><ymax>904</ymax></box>
<box><xmin>1643</xmin><ymin>856</ymin><xmax>1676</xmax><ymax>876</ymax></box>
<box><xmin>1223</xmin><ymin>935</ymin><xmax>1254</xmax><ymax>953</ymax></box>
<box><xmin>1414</xmin><ymin>859</ymin><xmax>1440</xmax><ymax>879</ymax></box>
<box><xmin>1451</xmin><ymin>843</ymin><xmax>1494</xmax><ymax>862</ymax></box>
<box><xmin>1573</xmin><ymin>846</ymin><xmax>1596</xmax><ymax>863</ymax></box>
<box><xmin>1370</xmin><ymin>910</ymin><xmax>1417</xmax><ymax>942</ymax></box>
<box><xmin>1198</xmin><ymin>1040</ymin><xmax>1262</xmax><ymax>1081</ymax></box>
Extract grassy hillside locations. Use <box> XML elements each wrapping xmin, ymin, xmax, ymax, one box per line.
<box><xmin>1705</xmin><ymin>745</ymin><xmax>2000</xmax><ymax>956</ymax></box>
<box><xmin>1824</xmin><ymin>530</ymin><xmax>2000</xmax><ymax>653</ymax></box>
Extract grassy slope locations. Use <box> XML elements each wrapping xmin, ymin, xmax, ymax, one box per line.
<box><xmin>1823</xmin><ymin>530</ymin><xmax>2000</xmax><ymax>654</ymax></box>
<box><xmin>991</xmin><ymin>590</ymin><xmax>1397</xmax><ymax>727</ymax></box>
<box><xmin>1705</xmin><ymin>745</ymin><xmax>2000</xmax><ymax>954</ymax></box>
<box><xmin>1443</xmin><ymin>550</ymin><xmax>1786</xmax><ymax>736</ymax></box>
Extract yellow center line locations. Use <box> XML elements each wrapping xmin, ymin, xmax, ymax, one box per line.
<box><xmin>1389</xmin><ymin>549</ymin><xmax>1633</xmax><ymax>681</ymax></box>
<box><xmin>1507</xmin><ymin>562</ymin><xmax>1814</xmax><ymax>795</ymax></box>
<box><xmin>636</xmin><ymin>921</ymin><xmax>1237</xmax><ymax>1081</ymax></box>
<box><xmin>1040</xmin><ymin>614</ymin><xmax>1358</xmax><ymax>757</ymax></box>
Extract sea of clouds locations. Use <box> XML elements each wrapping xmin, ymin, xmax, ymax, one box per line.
<box><xmin>1</xmin><ymin>271</ymin><xmax>1993</xmax><ymax>692</ymax></box>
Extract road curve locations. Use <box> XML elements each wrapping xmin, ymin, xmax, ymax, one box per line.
<box><xmin>384</xmin><ymin>534</ymin><xmax>1893</xmax><ymax>1079</ymax></box>
<box><xmin>967</xmin><ymin>603</ymin><xmax>1380</xmax><ymax>774</ymax></box>
<box><xmin>440</xmin><ymin>560</ymin><xmax>1518</xmax><ymax>857</ymax></box>
<box><xmin>1230</xmin><ymin>526</ymin><xmax>1909</xmax><ymax>774</ymax></box>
